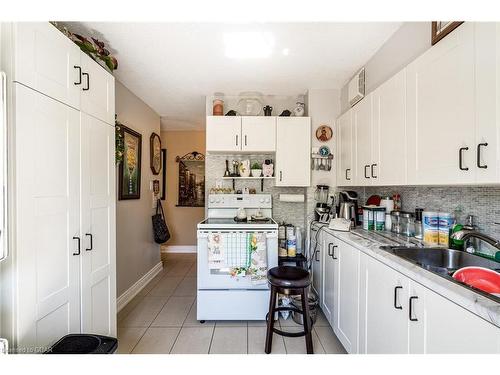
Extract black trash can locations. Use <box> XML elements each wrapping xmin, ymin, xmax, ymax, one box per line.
<box><xmin>45</xmin><ymin>334</ymin><xmax>118</xmax><ymax>354</ymax></box>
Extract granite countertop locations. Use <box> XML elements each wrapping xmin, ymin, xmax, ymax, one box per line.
<box><xmin>311</xmin><ymin>222</ymin><xmax>500</xmax><ymax>328</ymax></box>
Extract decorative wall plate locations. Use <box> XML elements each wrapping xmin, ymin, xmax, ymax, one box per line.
<box><xmin>319</xmin><ymin>145</ymin><xmax>330</xmax><ymax>157</ymax></box>
<box><xmin>316</xmin><ymin>125</ymin><xmax>333</xmax><ymax>142</ymax></box>
<box><xmin>150</xmin><ymin>132</ymin><xmax>162</xmax><ymax>175</ymax></box>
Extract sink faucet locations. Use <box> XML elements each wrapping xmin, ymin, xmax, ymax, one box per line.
<box><xmin>450</xmin><ymin>229</ymin><xmax>500</xmax><ymax>251</ymax></box>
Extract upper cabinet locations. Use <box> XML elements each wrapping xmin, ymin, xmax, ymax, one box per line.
<box><xmin>206</xmin><ymin>116</ymin><xmax>276</xmax><ymax>153</ymax></box>
<box><xmin>336</xmin><ymin>111</ymin><xmax>354</xmax><ymax>186</ymax></box>
<box><xmin>406</xmin><ymin>22</ymin><xmax>476</xmax><ymax>185</ymax></box>
<box><xmin>7</xmin><ymin>23</ymin><xmax>115</xmax><ymax>125</ymax></box>
<box><xmin>12</xmin><ymin>22</ymin><xmax>82</xmax><ymax>110</ymax></box>
<box><xmin>241</xmin><ymin>116</ymin><xmax>276</xmax><ymax>152</ymax></box>
<box><xmin>338</xmin><ymin>22</ymin><xmax>500</xmax><ymax>187</ymax></box>
<box><xmin>372</xmin><ymin>69</ymin><xmax>407</xmax><ymax>185</ymax></box>
<box><xmin>275</xmin><ymin>117</ymin><xmax>311</xmax><ymax>187</ymax></box>
<box><xmin>80</xmin><ymin>52</ymin><xmax>115</xmax><ymax>125</ymax></box>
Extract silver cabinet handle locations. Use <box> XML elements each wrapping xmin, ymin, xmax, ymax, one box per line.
<box><xmin>371</xmin><ymin>164</ymin><xmax>377</xmax><ymax>178</ymax></box>
<box><xmin>279</xmin><ymin>171</ymin><xmax>283</xmax><ymax>182</ymax></box>
<box><xmin>235</xmin><ymin>134</ymin><xmax>238</xmax><ymax>146</ymax></box>
<box><xmin>244</xmin><ymin>135</ymin><xmax>247</xmax><ymax>146</ymax></box>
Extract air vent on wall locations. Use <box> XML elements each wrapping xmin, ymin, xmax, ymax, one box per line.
<box><xmin>348</xmin><ymin>68</ymin><xmax>365</xmax><ymax>107</ymax></box>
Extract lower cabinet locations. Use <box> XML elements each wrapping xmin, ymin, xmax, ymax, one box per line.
<box><xmin>320</xmin><ymin>231</ymin><xmax>500</xmax><ymax>354</ymax></box>
<box><xmin>310</xmin><ymin>225</ymin><xmax>323</xmax><ymax>300</ymax></box>
<box><xmin>358</xmin><ymin>250</ymin><xmax>500</xmax><ymax>354</ymax></box>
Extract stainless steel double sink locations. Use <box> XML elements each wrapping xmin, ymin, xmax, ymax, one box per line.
<box><xmin>380</xmin><ymin>246</ymin><xmax>500</xmax><ymax>302</ymax></box>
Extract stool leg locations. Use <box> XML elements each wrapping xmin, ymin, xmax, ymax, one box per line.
<box><xmin>301</xmin><ymin>288</ymin><xmax>314</xmax><ymax>354</ymax></box>
<box><xmin>265</xmin><ymin>285</ymin><xmax>277</xmax><ymax>354</ymax></box>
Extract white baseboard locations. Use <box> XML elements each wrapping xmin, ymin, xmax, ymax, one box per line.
<box><xmin>161</xmin><ymin>245</ymin><xmax>197</xmax><ymax>253</ymax></box>
<box><xmin>116</xmin><ymin>261</ymin><xmax>163</xmax><ymax>312</ymax></box>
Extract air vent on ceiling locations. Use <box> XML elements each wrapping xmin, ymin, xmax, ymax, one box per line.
<box><xmin>348</xmin><ymin>68</ymin><xmax>365</xmax><ymax>107</ymax></box>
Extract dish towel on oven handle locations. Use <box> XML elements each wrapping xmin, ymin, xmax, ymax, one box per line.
<box><xmin>247</xmin><ymin>232</ymin><xmax>268</xmax><ymax>285</ymax></box>
<box><xmin>207</xmin><ymin>232</ymin><xmax>225</xmax><ymax>269</ymax></box>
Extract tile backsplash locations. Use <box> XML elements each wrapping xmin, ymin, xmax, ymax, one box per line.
<box><xmin>348</xmin><ymin>186</ymin><xmax>500</xmax><ymax>238</ymax></box>
<box><xmin>205</xmin><ymin>154</ymin><xmax>311</xmax><ymax>229</ymax></box>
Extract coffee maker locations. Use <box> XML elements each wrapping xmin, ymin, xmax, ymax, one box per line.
<box><xmin>337</xmin><ymin>191</ymin><xmax>360</xmax><ymax>227</ymax></box>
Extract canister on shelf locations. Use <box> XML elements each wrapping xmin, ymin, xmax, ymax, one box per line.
<box><xmin>287</xmin><ymin>235</ymin><xmax>297</xmax><ymax>257</ymax></box>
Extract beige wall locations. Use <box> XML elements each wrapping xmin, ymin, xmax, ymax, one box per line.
<box><xmin>115</xmin><ymin>80</ymin><xmax>161</xmax><ymax>296</ymax></box>
<box><xmin>160</xmin><ymin>130</ymin><xmax>206</xmax><ymax>246</ymax></box>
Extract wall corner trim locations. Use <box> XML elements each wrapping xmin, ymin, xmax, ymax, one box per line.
<box><xmin>161</xmin><ymin>245</ymin><xmax>197</xmax><ymax>253</ymax></box>
<box><xmin>116</xmin><ymin>261</ymin><xmax>163</xmax><ymax>312</ymax></box>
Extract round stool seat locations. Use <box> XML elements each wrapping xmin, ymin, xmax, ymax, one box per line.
<box><xmin>267</xmin><ymin>266</ymin><xmax>311</xmax><ymax>289</ymax></box>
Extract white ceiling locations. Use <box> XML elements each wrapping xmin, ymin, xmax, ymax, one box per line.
<box><xmin>66</xmin><ymin>22</ymin><xmax>401</xmax><ymax>130</ymax></box>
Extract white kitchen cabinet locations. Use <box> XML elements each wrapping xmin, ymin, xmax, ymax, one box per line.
<box><xmin>14</xmin><ymin>84</ymin><xmax>82</xmax><ymax>348</ymax></box>
<box><xmin>10</xmin><ymin>22</ymin><xmax>81</xmax><ymax>110</ymax></box>
<box><xmin>275</xmin><ymin>117</ymin><xmax>311</xmax><ymax>187</ymax></box>
<box><xmin>353</xmin><ymin>95</ymin><xmax>373</xmax><ymax>185</ymax></box>
<box><xmin>241</xmin><ymin>116</ymin><xmax>276</xmax><ymax>152</ymax></box>
<box><xmin>206</xmin><ymin>116</ymin><xmax>242</xmax><ymax>152</ymax></box>
<box><xmin>321</xmin><ymin>233</ymin><xmax>336</xmax><ymax>324</ymax></box>
<box><xmin>332</xmin><ymin>239</ymin><xmax>360</xmax><ymax>354</ymax></box>
<box><xmin>474</xmin><ymin>23</ymin><xmax>500</xmax><ymax>184</ymax></box>
<box><xmin>336</xmin><ymin>111</ymin><xmax>354</xmax><ymax>186</ymax></box>
<box><xmin>406</xmin><ymin>22</ymin><xmax>476</xmax><ymax>185</ymax></box>
<box><xmin>408</xmin><ymin>281</ymin><xmax>500</xmax><ymax>354</ymax></box>
<box><xmin>310</xmin><ymin>225</ymin><xmax>323</xmax><ymax>301</ymax></box>
<box><xmin>359</xmin><ymin>253</ymin><xmax>409</xmax><ymax>354</ymax></box>
<box><xmin>80</xmin><ymin>52</ymin><xmax>115</xmax><ymax>125</ymax></box>
<box><xmin>372</xmin><ymin>69</ymin><xmax>407</xmax><ymax>185</ymax></box>
<box><xmin>80</xmin><ymin>113</ymin><xmax>116</xmax><ymax>336</ymax></box>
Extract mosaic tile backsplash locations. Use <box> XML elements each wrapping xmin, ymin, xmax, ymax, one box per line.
<box><xmin>347</xmin><ymin>186</ymin><xmax>500</xmax><ymax>239</ymax></box>
<box><xmin>205</xmin><ymin>154</ymin><xmax>311</xmax><ymax>230</ymax></box>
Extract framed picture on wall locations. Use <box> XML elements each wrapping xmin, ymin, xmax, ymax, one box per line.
<box><xmin>118</xmin><ymin>125</ymin><xmax>142</xmax><ymax>200</ymax></box>
<box><xmin>150</xmin><ymin>132</ymin><xmax>162</xmax><ymax>175</ymax></box>
<box><xmin>175</xmin><ymin>151</ymin><xmax>205</xmax><ymax>207</ymax></box>
<box><xmin>431</xmin><ymin>21</ymin><xmax>464</xmax><ymax>45</ymax></box>
<box><xmin>161</xmin><ymin>149</ymin><xmax>167</xmax><ymax>200</ymax></box>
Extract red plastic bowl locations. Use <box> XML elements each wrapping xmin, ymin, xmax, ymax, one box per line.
<box><xmin>453</xmin><ymin>267</ymin><xmax>500</xmax><ymax>294</ymax></box>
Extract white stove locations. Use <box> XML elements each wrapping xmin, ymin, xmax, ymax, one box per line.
<box><xmin>196</xmin><ymin>194</ymin><xmax>278</xmax><ymax>321</ymax></box>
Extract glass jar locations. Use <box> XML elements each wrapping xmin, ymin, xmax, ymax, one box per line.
<box><xmin>400</xmin><ymin>212</ymin><xmax>415</xmax><ymax>237</ymax></box>
<box><xmin>212</xmin><ymin>99</ymin><xmax>224</xmax><ymax>116</ymax></box>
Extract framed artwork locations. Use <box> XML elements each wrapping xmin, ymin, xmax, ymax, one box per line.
<box><xmin>150</xmin><ymin>132</ymin><xmax>162</xmax><ymax>175</ymax></box>
<box><xmin>118</xmin><ymin>125</ymin><xmax>142</xmax><ymax>200</ymax></box>
<box><xmin>175</xmin><ymin>151</ymin><xmax>205</xmax><ymax>207</ymax></box>
<box><xmin>161</xmin><ymin>149</ymin><xmax>167</xmax><ymax>200</ymax></box>
<box><xmin>431</xmin><ymin>22</ymin><xmax>464</xmax><ymax>45</ymax></box>
<box><xmin>316</xmin><ymin>125</ymin><xmax>333</xmax><ymax>142</ymax></box>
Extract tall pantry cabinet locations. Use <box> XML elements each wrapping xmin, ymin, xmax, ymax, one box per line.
<box><xmin>0</xmin><ymin>22</ymin><xmax>116</xmax><ymax>351</ymax></box>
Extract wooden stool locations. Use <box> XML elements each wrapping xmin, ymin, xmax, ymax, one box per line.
<box><xmin>265</xmin><ymin>266</ymin><xmax>313</xmax><ymax>354</ymax></box>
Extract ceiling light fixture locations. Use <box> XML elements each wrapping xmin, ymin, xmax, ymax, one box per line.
<box><xmin>224</xmin><ymin>31</ymin><xmax>275</xmax><ymax>59</ymax></box>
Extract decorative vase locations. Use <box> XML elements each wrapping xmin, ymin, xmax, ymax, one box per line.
<box><xmin>251</xmin><ymin>169</ymin><xmax>262</xmax><ymax>177</ymax></box>
<box><xmin>239</xmin><ymin>160</ymin><xmax>251</xmax><ymax>177</ymax></box>
<box><xmin>262</xmin><ymin>163</ymin><xmax>274</xmax><ymax>177</ymax></box>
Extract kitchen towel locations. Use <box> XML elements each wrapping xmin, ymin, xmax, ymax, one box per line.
<box><xmin>207</xmin><ymin>232</ymin><xmax>225</xmax><ymax>269</ymax></box>
<box><xmin>248</xmin><ymin>233</ymin><xmax>268</xmax><ymax>285</ymax></box>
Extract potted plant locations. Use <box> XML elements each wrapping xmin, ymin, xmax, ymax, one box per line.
<box><xmin>251</xmin><ymin>161</ymin><xmax>263</xmax><ymax>177</ymax></box>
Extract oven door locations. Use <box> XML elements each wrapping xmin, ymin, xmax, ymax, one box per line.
<box><xmin>197</xmin><ymin>229</ymin><xmax>278</xmax><ymax>290</ymax></box>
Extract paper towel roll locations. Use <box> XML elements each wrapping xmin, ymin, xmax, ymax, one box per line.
<box><xmin>279</xmin><ymin>194</ymin><xmax>305</xmax><ymax>202</ymax></box>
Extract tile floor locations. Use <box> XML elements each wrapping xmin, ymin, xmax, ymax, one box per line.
<box><xmin>117</xmin><ymin>253</ymin><xmax>347</xmax><ymax>354</ymax></box>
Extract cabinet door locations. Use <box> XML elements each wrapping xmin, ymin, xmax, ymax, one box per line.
<box><xmin>372</xmin><ymin>69</ymin><xmax>407</xmax><ymax>185</ymax></box>
<box><xmin>336</xmin><ymin>111</ymin><xmax>353</xmax><ymax>186</ymax></box>
<box><xmin>80</xmin><ymin>52</ymin><xmax>115</xmax><ymax>125</ymax></box>
<box><xmin>406</xmin><ymin>22</ymin><xmax>475</xmax><ymax>185</ymax></box>
<box><xmin>311</xmin><ymin>228</ymin><xmax>323</xmax><ymax>300</ymax></box>
<box><xmin>359</xmin><ymin>254</ymin><xmax>409</xmax><ymax>353</ymax></box>
<box><xmin>333</xmin><ymin>240</ymin><xmax>360</xmax><ymax>353</ymax></box>
<box><xmin>321</xmin><ymin>234</ymin><xmax>336</xmax><ymax>324</ymax></box>
<box><xmin>13</xmin><ymin>22</ymin><xmax>81</xmax><ymax>109</ymax></box>
<box><xmin>474</xmin><ymin>23</ymin><xmax>500</xmax><ymax>184</ymax></box>
<box><xmin>15</xmin><ymin>84</ymin><xmax>81</xmax><ymax>348</ymax></box>
<box><xmin>353</xmin><ymin>96</ymin><xmax>372</xmax><ymax>186</ymax></box>
<box><xmin>275</xmin><ymin>117</ymin><xmax>311</xmax><ymax>186</ymax></box>
<box><xmin>81</xmin><ymin>113</ymin><xmax>117</xmax><ymax>337</ymax></box>
<box><xmin>206</xmin><ymin>116</ymin><xmax>241</xmax><ymax>152</ymax></box>
<box><xmin>241</xmin><ymin>116</ymin><xmax>276</xmax><ymax>152</ymax></box>
<box><xmin>409</xmin><ymin>281</ymin><xmax>500</xmax><ymax>354</ymax></box>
